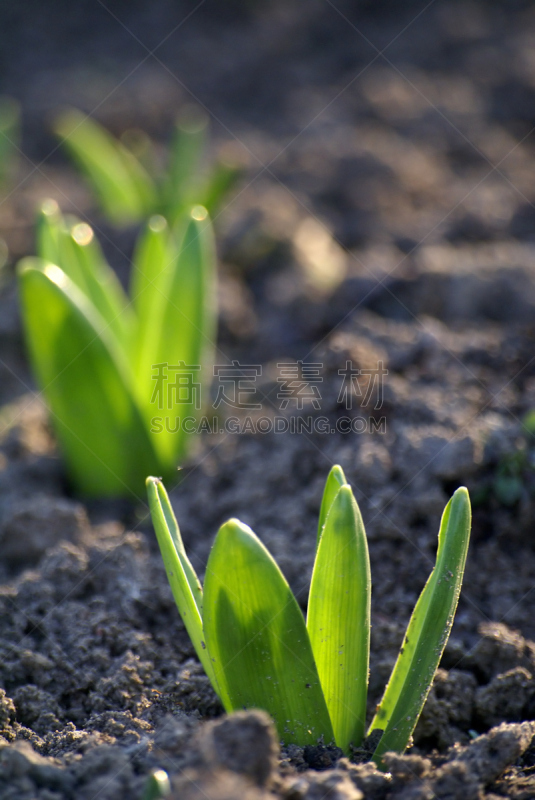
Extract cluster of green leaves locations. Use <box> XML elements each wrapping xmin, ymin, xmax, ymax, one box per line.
<box><xmin>18</xmin><ymin>201</ymin><xmax>216</xmax><ymax>496</ymax></box>
<box><xmin>53</xmin><ymin>107</ymin><xmax>240</xmax><ymax>227</ymax></box>
<box><xmin>147</xmin><ymin>466</ymin><xmax>471</xmax><ymax>766</ymax></box>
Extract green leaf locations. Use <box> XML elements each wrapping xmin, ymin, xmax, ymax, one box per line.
<box><xmin>137</xmin><ymin>209</ymin><xmax>217</xmax><ymax>466</ymax></box>
<box><xmin>130</xmin><ymin>214</ymin><xmax>172</xmax><ymax>382</ymax></box>
<box><xmin>146</xmin><ymin>477</ymin><xmax>217</xmax><ymax>688</ymax></box>
<box><xmin>203</xmin><ymin>519</ymin><xmax>334</xmax><ymax>746</ymax></box>
<box><xmin>63</xmin><ymin>219</ymin><xmax>134</xmax><ymax>352</ymax></box>
<box><xmin>130</xmin><ymin>215</ymin><xmax>170</xmax><ymax>323</ymax></box>
<box><xmin>162</xmin><ymin>210</ymin><xmax>216</xmax><ymax>373</ymax></box>
<box><xmin>163</xmin><ymin>108</ymin><xmax>208</xmax><ymax>225</ymax></box>
<box><xmin>36</xmin><ymin>199</ymin><xmax>63</xmax><ymax>265</ymax></box>
<box><xmin>307</xmin><ymin>484</ymin><xmax>371</xmax><ymax>753</ymax></box>
<box><xmin>200</xmin><ymin>160</ymin><xmax>241</xmax><ymax>218</ymax></box>
<box><xmin>53</xmin><ymin>109</ymin><xmax>156</xmax><ymax>225</ymax></box>
<box><xmin>36</xmin><ymin>202</ymin><xmax>134</xmax><ymax>352</ymax></box>
<box><xmin>17</xmin><ymin>259</ymin><xmax>160</xmax><ymax>496</ymax></box>
<box><xmin>369</xmin><ymin>487</ymin><xmax>472</xmax><ymax>765</ymax></box>
<box><xmin>317</xmin><ymin>464</ymin><xmax>346</xmax><ymax>547</ymax></box>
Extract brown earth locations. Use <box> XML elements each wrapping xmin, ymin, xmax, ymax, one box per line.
<box><xmin>2</xmin><ymin>1</ymin><xmax>535</xmax><ymax>798</ymax></box>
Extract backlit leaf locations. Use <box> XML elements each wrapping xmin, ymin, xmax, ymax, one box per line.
<box><xmin>130</xmin><ymin>215</ymin><xmax>170</xmax><ymax>326</ymax></box>
<box><xmin>308</xmin><ymin>484</ymin><xmax>371</xmax><ymax>752</ymax></box>
<box><xmin>200</xmin><ymin>160</ymin><xmax>242</xmax><ymax>217</ymax></box>
<box><xmin>18</xmin><ymin>258</ymin><xmax>159</xmax><ymax>496</ymax></box>
<box><xmin>130</xmin><ymin>215</ymin><xmax>173</xmax><ymax>387</ymax></box>
<box><xmin>317</xmin><ymin>464</ymin><xmax>346</xmax><ymax>548</ymax></box>
<box><xmin>370</xmin><ymin>487</ymin><xmax>471</xmax><ymax>765</ymax></box>
<box><xmin>54</xmin><ymin>109</ymin><xmax>156</xmax><ymax>224</ymax></box>
<box><xmin>203</xmin><ymin>518</ymin><xmax>334</xmax><ymax>746</ymax></box>
<box><xmin>138</xmin><ymin>209</ymin><xmax>216</xmax><ymax>465</ymax></box>
<box><xmin>36</xmin><ymin>203</ymin><xmax>134</xmax><ymax>352</ymax></box>
<box><xmin>163</xmin><ymin>108</ymin><xmax>208</xmax><ymax>225</ymax></box>
<box><xmin>146</xmin><ymin>477</ymin><xmax>217</xmax><ymax>688</ymax></box>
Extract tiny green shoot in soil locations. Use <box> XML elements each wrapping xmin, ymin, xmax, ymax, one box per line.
<box><xmin>53</xmin><ymin>106</ymin><xmax>240</xmax><ymax>227</ymax></box>
<box><xmin>17</xmin><ymin>201</ymin><xmax>216</xmax><ymax>497</ymax></box>
<box><xmin>147</xmin><ymin>467</ymin><xmax>471</xmax><ymax>766</ymax></box>
<box><xmin>142</xmin><ymin>769</ymin><xmax>171</xmax><ymax>800</ymax></box>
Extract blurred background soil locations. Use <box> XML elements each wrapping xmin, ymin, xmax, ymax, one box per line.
<box><xmin>2</xmin><ymin>1</ymin><xmax>535</xmax><ymax>798</ymax></box>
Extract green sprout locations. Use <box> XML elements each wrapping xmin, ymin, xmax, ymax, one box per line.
<box><xmin>146</xmin><ymin>467</ymin><xmax>471</xmax><ymax>766</ymax></box>
<box><xmin>142</xmin><ymin>769</ymin><xmax>171</xmax><ymax>800</ymax></box>
<box><xmin>17</xmin><ymin>201</ymin><xmax>216</xmax><ymax>497</ymax></box>
<box><xmin>53</xmin><ymin>107</ymin><xmax>240</xmax><ymax>227</ymax></box>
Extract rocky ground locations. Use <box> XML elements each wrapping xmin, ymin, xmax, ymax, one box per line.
<box><xmin>2</xmin><ymin>1</ymin><xmax>535</xmax><ymax>798</ymax></box>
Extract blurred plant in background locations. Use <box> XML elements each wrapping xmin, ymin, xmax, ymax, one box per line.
<box><xmin>0</xmin><ymin>96</ymin><xmax>21</xmax><ymax>274</ymax></box>
<box><xmin>53</xmin><ymin>106</ymin><xmax>241</xmax><ymax>227</ymax></box>
<box><xmin>0</xmin><ymin>97</ymin><xmax>20</xmax><ymax>188</ymax></box>
<box><xmin>17</xmin><ymin>201</ymin><xmax>216</xmax><ymax>497</ymax></box>
<box><xmin>471</xmin><ymin>422</ymin><xmax>535</xmax><ymax>510</ymax></box>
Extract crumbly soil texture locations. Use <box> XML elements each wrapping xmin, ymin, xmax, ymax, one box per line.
<box><xmin>3</xmin><ymin>1</ymin><xmax>535</xmax><ymax>798</ymax></box>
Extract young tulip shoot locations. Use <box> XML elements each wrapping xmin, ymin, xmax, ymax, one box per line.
<box><xmin>147</xmin><ymin>467</ymin><xmax>471</xmax><ymax>762</ymax></box>
<box><xmin>53</xmin><ymin>106</ymin><xmax>240</xmax><ymax>227</ymax></box>
<box><xmin>53</xmin><ymin>109</ymin><xmax>155</xmax><ymax>226</ymax></box>
<box><xmin>18</xmin><ymin>202</ymin><xmax>216</xmax><ymax>497</ymax></box>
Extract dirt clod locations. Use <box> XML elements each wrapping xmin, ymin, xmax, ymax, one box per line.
<box><xmin>170</xmin><ymin>768</ymin><xmax>272</xmax><ymax>800</ymax></box>
<box><xmin>194</xmin><ymin>709</ymin><xmax>279</xmax><ymax>787</ymax></box>
<box><xmin>467</xmin><ymin>624</ymin><xmax>535</xmax><ymax>682</ymax></box>
<box><xmin>337</xmin><ymin>759</ymin><xmax>391</xmax><ymax>800</ymax></box>
<box><xmin>429</xmin><ymin>761</ymin><xmax>481</xmax><ymax>800</ymax></box>
<box><xmin>0</xmin><ymin>740</ymin><xmax>70</xmax><ymax>793</ymax></box>
<box><xmin>303</xmin><ymin>743</ymin><xmax>344</xmax><ymax>771</ymax></box>
<box><xmin>283</xmin><ymin>770</ymin><xmax>363</xmax><ymax>800</ymax></box>
<box><xmin>476</xmin><ymin>668</ymin><xmax>535</xmax><ymax>728</ymax></box>
<box><xmin>451</xmin><ymin>722</ymin><xmax>535</xmax><ymax>785</ymax></box>
<box><xmin>0</xmin><ymin>495</ymin><xmax>89</xmax><ymax>568</ymax></box>
<box><xmin>2</xmin><ymin>2</ymin><xmax>535</xmax><ymax>798</ymax></box>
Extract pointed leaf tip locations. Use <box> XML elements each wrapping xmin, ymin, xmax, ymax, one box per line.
<box><xmin>214</xmin><ymin>518</ymin><xmax>259</xmax><ymax>556</ymax></box>
<box><xmin>221</xmin><ymin>517</ymin><xmax>253</xmax><ymax>532</ymax></box>
<box><xmin>317</xmin><ymin>464</ymin><xmax>347</xmax><ymax>547</ymax></box>
<box><xmin>331</xmin><ymin>464</ymin><xmax>346</xmax><ymax>483</ymax></box>
<box><xmin>453</xmin><ymin>486</ymin><xmax>470</xmax><ymax>502</ymax></box>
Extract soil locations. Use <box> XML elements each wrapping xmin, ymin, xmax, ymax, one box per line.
<box><xmin>2</xmin><ymin>1</ymin><xmax>535</xmax><ymax>798</ymax></box>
